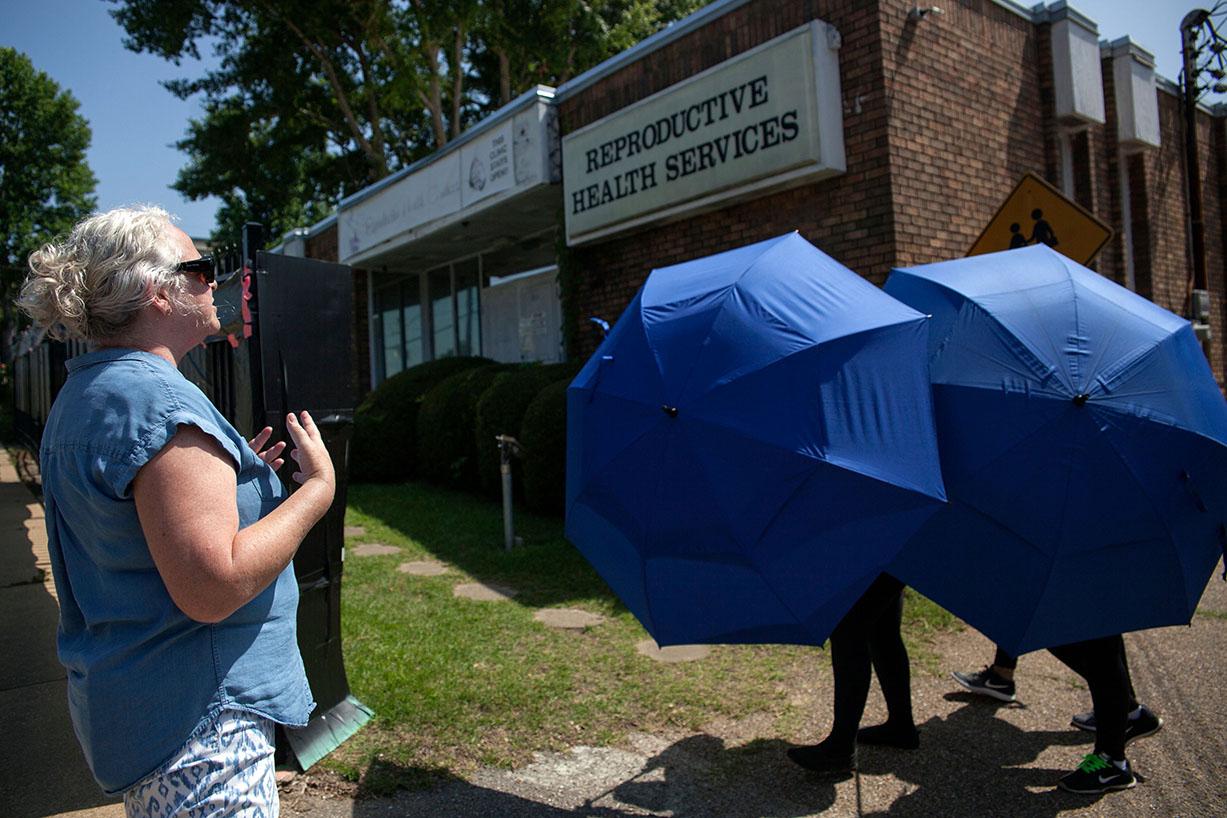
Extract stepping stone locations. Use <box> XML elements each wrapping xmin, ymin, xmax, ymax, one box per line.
<box><xmin>635</xmin><ymin>639</ymin><xmax>710</xmax><ymax>663</ymax></box>
<box><xmin>534</xmin><ymin>608</ymin><xmax>606</xmax><ymax>630</ymax></box>
<box><xmin>397</xmin><ymin>560</ymin><xmax>448</xmax><ymax>576</ymax></box>
<box><xmin>344</xmin><ymin>525</ymin><xmax>366</xmax><ymax>537</ymax></box>
<box><xmin>453</xmin><ymin>582</ymin><xmax>517</xmax><ymax>601</ymax></box>
<box><xmin>350</xmin><ymin>543</ymin><xmax>400</xmax><ymax>557</ymax></box>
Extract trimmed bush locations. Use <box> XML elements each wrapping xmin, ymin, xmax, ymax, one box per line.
<box><xmin>350</xmin><ymin>356</ymin><xmax>492</xmax><ymax>482</ymax></box>
<box><xmin>474</xmin><ymin>361</ymin><xmax>581</xmax><ymax>498</ymax></box>
<box><xmin>416</xmin><ymin>364</ymin><xmax>511</xmax><ymax>491</ymax></box>
<box><xmin>520</xmin><ymin>378</ymin><xmax>570</xmax><ymax>515</ymax></box>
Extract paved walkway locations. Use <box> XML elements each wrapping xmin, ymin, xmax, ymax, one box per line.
<box><xmin>0</xmin><ymin>455</ymin><xmax>123</xmax><ymax>818</ymax></box>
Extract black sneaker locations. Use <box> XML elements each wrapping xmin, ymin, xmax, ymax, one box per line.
<box><xmin>786</xmin><ymin>741</ymin><xmax>856</xmax><ymax>774</ymax></box>
<box><xmin>1058</xmin><ymin>752</ymin><xmax>1136</xmax><ymax>794</ymax></box>
<box><xmin>1070</xmin><ymin>706</ymin><xmax>1163</xmax><ymax>745</ymax></box>
<box><xmin>951</xmin><ymin>666</ymin><xmax>1016</xmax><ymax>702</ymax></box>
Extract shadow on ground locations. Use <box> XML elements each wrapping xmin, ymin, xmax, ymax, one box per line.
<box><xmin>858</xmin><ymin>697</ymin><xmax>1103</xmax><ymax>816</ymax></box>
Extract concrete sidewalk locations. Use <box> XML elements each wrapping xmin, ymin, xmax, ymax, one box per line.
<box><xmin>0</xmin><ymin>453</ymin><xmax>121</xmax><ymax>818</ymax></box>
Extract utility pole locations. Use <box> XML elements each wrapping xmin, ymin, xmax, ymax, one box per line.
<box><xmin>1179</xmin><ymin>4</ymin><xmax>1226</xmax><ymax>347</ymax></box>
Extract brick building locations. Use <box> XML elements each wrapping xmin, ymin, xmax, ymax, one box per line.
<box><xmin>283</xmin><ymin>0</ymin><xmax>1227</xmax><ymax>394</ymax></box>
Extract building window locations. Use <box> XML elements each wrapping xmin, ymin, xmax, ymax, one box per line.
<box><xmin>428</xmin><ymin>265</ymin><xmax>456</xmax><ymax>359</ymax></box>
<box><xmin>455</xmin><ymin>257</ymin><xmax>481</xmax><ymax>357</ymax></box>
<box><xmin>373</xmin><ymin>274</ymin><xmax>425</xmax><ymax>381</ymax></box>
<box><xmin>403</xmin><ymin>283</ymin><xmax>424</xmax><ymax>368</ymax></box>
<box><xmin>370</xmin><ymin>229</ymin><xmax>559</xmax><ymax>385</ymax></box>
<box><xmin>377</xmin><ymin>280</ymin><xmax>405</xmax><ymax>378</ymax></box>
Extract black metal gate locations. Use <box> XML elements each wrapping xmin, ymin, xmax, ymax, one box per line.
<box><xmin>181</xmin><ymin>223</ymin><xmax>370</xmax><ymax>769</ymax></box>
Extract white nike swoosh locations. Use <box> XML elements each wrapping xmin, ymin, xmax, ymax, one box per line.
<box><xmin>1098</xmin><ymin>774</ymin><xmax>1120</xmax><ymax>783</ymax></box>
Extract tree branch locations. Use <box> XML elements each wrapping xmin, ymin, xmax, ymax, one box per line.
<box><xmin>260</xmin><ymin>1</ymin><xmax>387</xmax><ymax>177</ymax></box>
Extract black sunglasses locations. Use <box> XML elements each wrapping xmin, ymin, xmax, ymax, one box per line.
<box><xmin>176</xmin><ymin>255</ymin><xmax>216</xmax><ymax>284</ymax></box>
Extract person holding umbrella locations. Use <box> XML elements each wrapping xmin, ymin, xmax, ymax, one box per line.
<box><xmin>565</xmin><ymin>233</ymin><xmax>949</xmax><ymax>777</ymax></box>
<box><xmin>785</xmin><ymin>573</ymin><xmax>920</xmax><ymax>774</ymax></box>
<box><xmin>884</xmin><ymin>244</ymin><xmax>1227</xmax><ymax>794</ymax></box>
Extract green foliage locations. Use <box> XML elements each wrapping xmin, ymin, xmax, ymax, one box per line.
<box><xmin>519</xmin><ymin>377</ymin><xmax>570</xmax><ymax>515</ymax></box>
<box><xmin>474</xmin><ymin>361</ymin><xmax>580</xmax><ymax>497</ymax></box>
<box><xmin>467</xmin><ymin>0</ymin><xmax>707</xmax><ymax>111</ymax></box>
<box><xmin>0</xmin><ymin>48</ymin><xmax>96</xmax><ymax>355</ymax></box>
<box><xmin>415</xmin><ymin>364</ymin><xmax>511</xmax><ymax>491</ymax></box>
<box><xmin>350</xmin><ymin>356</ymin><xmax>492</xmax><ymax>482</ymax></box>
<box><xmin>109</xmin><ymin>0</ymin><xmax>705</xmax><ymax>239</ymax></box>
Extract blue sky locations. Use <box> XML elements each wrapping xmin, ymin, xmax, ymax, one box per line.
<box><xmin>0</xmin><ymin>1</ymin><xmax>1219</xmax><ymax>240</ymax></box>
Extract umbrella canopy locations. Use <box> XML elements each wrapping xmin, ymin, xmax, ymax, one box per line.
<box><xmin>885</xmin><ymin>244</ymin><xmax>1227</xmax><ymax>655</ymax></box>
<box><xmin>566</xmin><ymin>232</ymin><xmax>946</xmax><ymax>646</ymax></box>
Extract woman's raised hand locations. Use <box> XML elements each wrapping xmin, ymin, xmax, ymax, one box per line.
<box><xmin>285</xmin><ymin>410</ymin><xmax>336</xmax><ymax>492</ymax></box>
<box><xmin>248</xmin><ymin>426</ymin><xmax>287</xmax><ymax>471</ymax></box>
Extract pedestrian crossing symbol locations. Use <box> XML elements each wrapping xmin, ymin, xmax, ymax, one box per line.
<box><xmin>969</xmin><ymin>173</ymin><xmax>1112</xmax><ymax>264</ymax></box>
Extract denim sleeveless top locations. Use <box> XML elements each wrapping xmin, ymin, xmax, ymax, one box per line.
<box><xmin>40</xmin><ymin>348</ymin><xmax>314</xmax><ymax>794</ymax></box>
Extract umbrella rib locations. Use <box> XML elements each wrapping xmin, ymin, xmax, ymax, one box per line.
<box><xmin>665</xmin><ymin>428</ymin><xmax>817</xmax><ymax>637</ymax></box>
<box><xmin>681</xmin><ymin>412</ymin><xmax>941</xmax><ymax>501</ymax></box>
<box><xmin>1091</xmin><ymin>411</ymin><xmax>1192</xmax><ymax>614</ymax></box>
<box><xmin>938</xmin><ymin>388</ymin><xmax>1073</xmax><ymax>491</ymax></box>
<box><xmin>663</xmin><ymin>238</ymin><xmax>787</xmax><ymax>404</ymax></box>
<box><xmin>694</xmin><ymin>319</ymin><xmax>927</xmax><ymax>401</ymax></box>
<box><xmin>936</xmin><ymin>334</ymin><xmax>1061</xmax><ymax>390</ymax></box>
<box><xmin>1013</xmin><ymin>434</ymin><xmax>1081</xmax><ymax>653</ymax></box>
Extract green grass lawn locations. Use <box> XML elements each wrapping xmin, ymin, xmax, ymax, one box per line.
<box><xmin>327</xmin><ymin>481</ymin><xmax>959</xmax><ymax>794</ymax></box>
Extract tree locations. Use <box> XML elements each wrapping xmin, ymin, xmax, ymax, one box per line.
<box><xmin>108</xmin><ymin>0</ymin><xmax>704</xmax><ymax>242</ymax></box>
<box><xmin>0</xmin><ymin>48</ymin><xmax>97</xmax><ymax>358</ymax></box>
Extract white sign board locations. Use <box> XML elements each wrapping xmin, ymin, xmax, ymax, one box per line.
<box><xmin>460</xmin><ymin>122</ymin><xmax>515</xmax><ymax>208</ymax></box>
<box><xmin>341</xmin><ymin>155</ymin><xmax>461</xmax><ymax>261</ymax></box>
<box><xmin>562</xmin><ymin>22</ymin><xmax>845</xmax><ymax>246</ymax></box>
<box><xmin>339</xmin><ymin>94</ymin><xmax>556</xmax><ymax>265</ymax></box>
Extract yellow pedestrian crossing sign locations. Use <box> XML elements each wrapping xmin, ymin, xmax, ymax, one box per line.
<box><xmin>969</xmin><ymin>173</ymin><xmax>1112</xmax><ymax>264</ymax></box>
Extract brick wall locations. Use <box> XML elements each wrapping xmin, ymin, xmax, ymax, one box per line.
<box><xmin>877</xmin><ymin>0</ymin><xmax>1046</xmax><ymax>268</ymax></box>
<box><xmin>560</xmin><ymin>0</ymin><xmax>894</xmax><ymax>358</ymax></box>
<box><xmin>305</xmin><ymin>225</ymin><xmax>338</xmax><ymax>262</ymax></box>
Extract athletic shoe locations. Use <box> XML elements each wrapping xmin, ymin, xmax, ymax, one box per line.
<box><xmin>1058</xmin><ymin>752</ymin><xmax>1137</xmax><ymax>794</ymax></box>
<box><xmin>857</xmin><ymin>722</ymin><xmax>920</xmax><ymax>749</ymax></box>
<box><xmin>1071</xmin><ymin>708</ymin><xmax>1096</xmax><ymax>732</ymax></box>
<box><xmin>1071</xmin><ymin>705</ymin><xmax>1164</xmax><ymax>745</ymax></box>
<box><xmin>786</xmin><ymin>741</ymin><xmax>856</xmax><ymax>773</ymax></box>
<box><xmin>951</xmin><ymin>666</ymin><xmax>1016</xmax><ymax>702</ymax></box>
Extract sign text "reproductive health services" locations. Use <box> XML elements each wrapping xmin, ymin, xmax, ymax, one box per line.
<box><xmin>570</xmin><ymin>75</ymin><xmax>799</xmax><ymax>215</ymax></box>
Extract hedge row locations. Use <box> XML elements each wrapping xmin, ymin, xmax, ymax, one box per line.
<box><xmin>350</xmin><ymin>357</ymin><xmax>579</xmax><ymax>514</ymax></box>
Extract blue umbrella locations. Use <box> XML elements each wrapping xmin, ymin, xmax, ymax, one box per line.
<box><xmin>565</xmin><ymin>232</ymin><xmax>946</xmax><ymax>646</ymax></box>
<box><xmin>885</xmin><ymin>244</ymin><xmax>1227</xmax><ymax>655</ymax></box>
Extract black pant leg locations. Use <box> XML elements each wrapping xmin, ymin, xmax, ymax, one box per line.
<box><xmin>1118</xmin><ymin>636</ymin><xmax>1139</xmax><ymax>711</ymax></box>
<box><xmin>993</xmin><ymin>646</ymin><xmax>1018</xmax><ymax>671</ymax></box>
<box><xmin>1049</xmin><ymin>636</ymin><xmax>1130</xmax><ymax>759</ymax></box>
<box><xmin>867</xmin><ymin>579</ymin><xmax>913</xmax><ymax>727</ymax></box>
<box><xmin>828</xmin><ymin>575</ymin><xmax>903</xmax><ymax>748</ymax></box>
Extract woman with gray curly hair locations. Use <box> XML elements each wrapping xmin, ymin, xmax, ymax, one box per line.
<box><xmin>20</xmin><ymin>205</ymin><xmax>335</xmax><ymax>817</ymax></box>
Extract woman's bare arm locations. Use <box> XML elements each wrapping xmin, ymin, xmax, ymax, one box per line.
<box><xmin>133</xmin><ymin>411</ymin><xmax>336</xmax><ymax>623</ymax></box>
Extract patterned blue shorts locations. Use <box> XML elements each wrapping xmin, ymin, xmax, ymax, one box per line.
<box><xmin>123</xmin><ymin>708</ymin><xmax>279</xmax><ymax>818</ymax></box>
